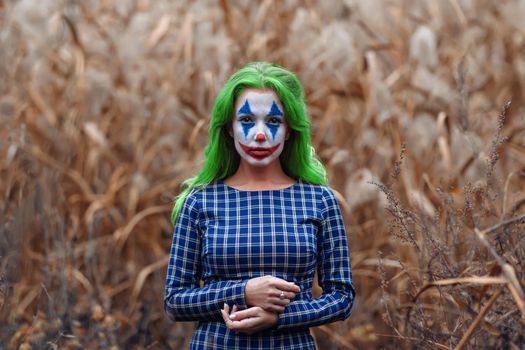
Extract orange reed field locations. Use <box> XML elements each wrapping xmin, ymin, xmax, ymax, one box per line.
<box><xmin>1</xmin><ymin>0</ymin><xmax>524</xmax><ymax>349</ymax></box>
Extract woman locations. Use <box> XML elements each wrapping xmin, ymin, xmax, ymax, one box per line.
<box><xmin>164</xmin><ymin>62</ymin><xmax>355</xmax><ymax>349</ymax></box>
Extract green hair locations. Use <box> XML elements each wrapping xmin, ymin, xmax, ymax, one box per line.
<box><xmin>171</xmin><ymin>61</ymin><xmax>327</xmax><ymax>223</ymax></box>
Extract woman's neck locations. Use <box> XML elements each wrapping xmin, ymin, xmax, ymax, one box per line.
<box><xmin>224</xmin><ymin>159</ymin><xmax>295</xmax><ymax>190</ymax></box>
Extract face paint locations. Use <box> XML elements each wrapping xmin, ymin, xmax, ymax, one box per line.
<box><xmin>237</xmin><ymin>100</ymin><xmax>254</xmax><ymax>138</ymax></box>
<box><xmin>232</xmin><ymin>88</ymin><xmax>288</xmax><ymax>167</ymax></box>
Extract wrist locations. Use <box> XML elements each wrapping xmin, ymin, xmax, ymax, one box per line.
<box><xmin>244</xmin><ymin>281</ymin><xmax>252</xmax><ymax>306</ymax></box>
<box><xmin>228</xmin><ymin>279</ymin><xmax>250</xmax><ymax>310</ymax></box>
<box><xmin>266</xmin><ymin>311</ymin><xmax>280</xmax><ymax>331</ymax></box>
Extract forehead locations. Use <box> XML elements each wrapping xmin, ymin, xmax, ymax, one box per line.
<box><xmin>234</xmin><ymin>88</ymin><xmax>282</xmax><ymax>112</ymax></box>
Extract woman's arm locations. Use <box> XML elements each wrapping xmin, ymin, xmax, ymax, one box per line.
<box><xmin>275</xmin><ymin>187</ymin><xmax>355</xmax><ymax>329</ymax></box>
<box><xmin>164</xmin><ymin>193</ymin><xmax>248</xmax><ymax>322</ymax></box>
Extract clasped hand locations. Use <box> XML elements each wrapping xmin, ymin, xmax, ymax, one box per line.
<box><xmin>220</xmin><ymin>275</ymin><xmax>300</xmax><ymax>334</ymax></box>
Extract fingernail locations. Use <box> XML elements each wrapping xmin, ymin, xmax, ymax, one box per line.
<box><xmin>223</xmin><ymin>303</ymin><xmax>227</xmax><ymax>308</ymax></box>
<box><xmin>230</xmin><ymin>313</ymin><xmax>236</xmax><ymax>319</ymax></box>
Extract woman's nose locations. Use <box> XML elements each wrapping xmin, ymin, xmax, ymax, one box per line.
<box><xmin>255</xmin><ymin>133</ymin><xmax>266</xmax><ymax>142</ymax></box>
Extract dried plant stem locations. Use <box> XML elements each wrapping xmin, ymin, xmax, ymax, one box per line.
<box><xmin>375</xmin><ymin>333</ymin><xmax>449</xmax><ymax>350</ymax></box>
<box><xmin>418</xmin><ymin>277</ymin><xmax>507</xmax><ymax>289</ymax></box>
<box><xmin>482</xmin><ymin>213</ymin><xmax>525</xmax><ymax>236</ymax></box>
<box><xmin>24</xmin><ymin>145</ymin><xmax>96</xmax><ymax>201</ymax></box>
<box><xmin>474</xmin><ymin>228</ymin><xmax>525</xmax><ymax>316</ymax></box>
<box><xmin>15</xmin><ymin>286</ymin><xmax>41</xmax><ymax>316</ymax></box>
<box><xmin>316</xmin><ymin>325</ymin><xmax>357</xmax><ymax>350</ymax></box>
<box><xmin>2</xmin><ymin>1</ymin><xmax>525</xmax><ymax>349</ymax></box>
<box><xmin>448</xmin><ymin>0</ymin><xmax>467</xmax><ymax>27</ymax></box>
<box><xmin>501</xmin><ymin>171</ymin><xmax>516</xmax><ymax>218</ymax></box>
<box><xmin>113</xmin><ymin>204</ymin><xmax>173</xmax><ymax>248</ymax></box>
<box><xmin>131</xmin><ymin>256</ymin><xmax>170</xmax><ymax>305</ymax></box>
<box><xmin>454</xmin><ymin>288</ymin><xmax>503</xmax><ymax>350</ymax></box>
<box><xmin>406</xmin><ymin>276</ymin><xmax>507</xmax><ymax>329</ymax></box>
<box><xmin>219</xmin><ymin>0</ymin><xmax>235</xmax><ymax>37</ymax></box>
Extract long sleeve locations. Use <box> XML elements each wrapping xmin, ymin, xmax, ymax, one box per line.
<box><xmin>276</xmin><ymin>187</ymin><xmax>355</xmax><ymax>329</ymax></box>
<box><xmin>164</xmin><ymin>193</ymin><xmax>248</xmax><ymax>322</ymax></box>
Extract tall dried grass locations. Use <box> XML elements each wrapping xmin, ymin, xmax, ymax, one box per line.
<box><xmin>1</xmin><ymin>0</ymin><xmax>524</xmax><ymax>349</ymax></box>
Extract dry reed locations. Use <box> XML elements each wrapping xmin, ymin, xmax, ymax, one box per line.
<box><xmin>1</xmin><ymin>0</ymin><xmax>524</xmax><ymax>349</ymax></box>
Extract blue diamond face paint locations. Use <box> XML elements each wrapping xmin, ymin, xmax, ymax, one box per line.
<box><xmin>238</xmin><ymin>100</ymin><xmax>253</xmax><ymax>115</ymax></box>
<box><xmin>240</xmin><ymin>121</ymin><xmax>255</xmax><ymax>139</ymax></box>
<box><xmin>237</xmin><ymin>100</ymin><xmax>256</xmax><ymax>139</ymax></box>
<box><xmin>266</xmin><ymin>101</ymin><xmax>283</xmax><ymax>140</ymax></box>
<box><xmin>232</xmin><ymin>89</ymin><xmax>288</xmax><ymax>167</ymax></box>
<box><xmin>267</xmin><ymin>101</ymin><xmax>283</xmax><ymax>116</ymax></box>
<box><xmin>266</xmin><ymin>123</ymin><xmax>280</xmax><ymax>140</ymax></box>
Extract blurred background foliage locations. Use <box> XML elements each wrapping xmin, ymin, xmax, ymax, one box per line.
<box><xmin>1</xmin><ymin>0</ymin><xmax>524</xmax><ymax>349</ymax></box>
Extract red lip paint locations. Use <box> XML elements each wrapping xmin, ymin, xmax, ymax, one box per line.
<box><xmin>239</xmin><ymin>143</ymin><xmax>281</xmax><ymax>160</ymax></box>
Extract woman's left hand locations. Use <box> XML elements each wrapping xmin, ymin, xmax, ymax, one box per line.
<box><xmin>221</xmin><ymin>304</ymin><xmax>278</xmax><ymax>334</ymax></box>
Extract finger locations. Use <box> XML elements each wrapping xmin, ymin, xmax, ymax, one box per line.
<box><xmin>229</xmin><ymin>306</ymin><xmax>261</xmax><ymax>321</ymax></box>
<box><xmin>273</xmin><ymin>290</ymin><xmax>296</xmax><ymax>300</ymax></box>
<box><xmin>230</xmin><ymin>311</ymin><xmax>257</xmax><ymax>321</ymax></box>
<box><xmin>273</xmin><ymin>279</ymin><xmax>301</xmax><ymax>293</ymax></box>
<box><xmin>276</xmin><ymin>277</ymin><xmax>301</xmax><ymax>292</ymax></box>
<box><xmin>221</xmin><ymin>304</ymin><xmax>233</xmax><ymax>326</ymax></box>
<box><xmin>231</xmin><ymin>304</ymin><xmax>239</xmax><ymax>314</ymax></box>
<box><xmin>267</xmin><ymin>304</ymin><xmax>285</xmax><ymax>313</ymax></box>
<box><xmin>227</xmin><ymin>314</ymin><xmax>261</xmax><ymax>331</ymax></box>
<box><xmin>270</xmin><ymin>297</ymin><xmax>291</xmax><ymax>307</ymax></box>
<box><xmin>221</xmin><ymin>309</ymin><xmax>230</xmax><ymax>324</ymax></box>
<box><xmin>224</xmin><ymin>316</ymin><xmax>242</xmax><ymax>330</ymax></box>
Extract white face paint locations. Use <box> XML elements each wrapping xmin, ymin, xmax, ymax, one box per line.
<box><xmin>231</xmin><ymin>88</ymin><xmax>288</xmax><ymax>167</ymax></box>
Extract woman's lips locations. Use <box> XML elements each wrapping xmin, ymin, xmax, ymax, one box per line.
<box><xmin>239</xmin><ymin>143</ymin><xmax>281</xmax><ymax>160</ymax></box>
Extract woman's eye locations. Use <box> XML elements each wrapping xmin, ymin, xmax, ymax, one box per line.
<box><xmin>240</xmin><ymin>116</ymin><xmax>253</xmax><ymax>123</ymax></box>
<box><xmin>267</xmin><ymin>118</ymin><xmax>282</xmax><ymax>125</ymax></box>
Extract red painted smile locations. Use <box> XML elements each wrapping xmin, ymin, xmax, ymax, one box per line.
<box><xmin>239</xmin><ymin>143</ymin><xmax>281</xmax><ymax>160</ymax></box>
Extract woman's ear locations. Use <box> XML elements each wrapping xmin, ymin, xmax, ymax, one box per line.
<box><xmin>228</xmin><ymin>124</ymin><xmax>233</xmax><ymax>137</ymax></box>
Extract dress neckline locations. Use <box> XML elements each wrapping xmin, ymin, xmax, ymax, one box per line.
<box><xmin>219</xmin><ymin>179</ymin><xmax>300</xmax><ymax>193</ymax></box>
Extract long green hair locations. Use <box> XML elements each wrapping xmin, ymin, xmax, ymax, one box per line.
<box><xmin>171</xmin><ymin>62</ymin><xmax>327</xmax><ymax>223</ymax></box>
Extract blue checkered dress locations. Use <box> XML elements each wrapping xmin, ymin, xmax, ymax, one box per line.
<box><xmin>164</xmin><ymin>179</ymin><xmax>355</xmax><ymax>349</ymax></box>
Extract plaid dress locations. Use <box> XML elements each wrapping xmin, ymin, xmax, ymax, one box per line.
<box><xmin>164</xmin><ymin>179</ymin><xmax>355</xmax><ymax>349</ymax></box>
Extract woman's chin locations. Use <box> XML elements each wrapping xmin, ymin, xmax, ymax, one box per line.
<box><xmin>243</xmin><ymin>157</ymin><xmax>275</xmax><ymax>167</ymax></box>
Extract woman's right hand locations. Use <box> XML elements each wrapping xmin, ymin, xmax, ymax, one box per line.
<box><xmin>244</xmin><ymin>275</ymin><xmax>301</xmax><ymax>313</ymax></box>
